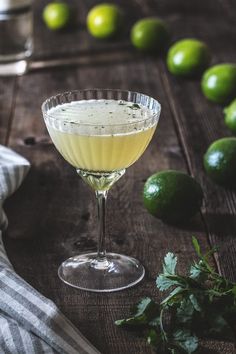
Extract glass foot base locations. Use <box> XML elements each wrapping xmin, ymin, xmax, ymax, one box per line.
<box><xmin>58</xmin><ymin>253</ymin><xmax>145</xmax><ymax>292</ymax></box>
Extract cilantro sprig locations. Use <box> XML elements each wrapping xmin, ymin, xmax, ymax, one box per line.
<box><xmin>115</xmin><ymin>237</ymin><xmax>236</xmax><ymax>353</ymax></box>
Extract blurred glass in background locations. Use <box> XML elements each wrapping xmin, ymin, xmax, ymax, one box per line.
<box><xmin>0</xmin><ymin>0</ymin><xmax>33</xmax><ymax>75</ymax></box>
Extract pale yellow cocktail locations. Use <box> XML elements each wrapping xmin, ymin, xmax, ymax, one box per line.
<box><xmin>46</xmin><ymin>99</ymin><xmax>157</xmax><ymax>172</ymax></box>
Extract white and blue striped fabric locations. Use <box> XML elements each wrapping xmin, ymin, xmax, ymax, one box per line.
<box><xmin>0</xmin><ymin>145</ymin><xmax>100</xmax><ymax>354</ymax></box>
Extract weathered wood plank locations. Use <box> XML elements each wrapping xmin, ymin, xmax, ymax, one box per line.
<box><xmin>0</xmin><ymin>78</ymin><xmax>17</xmax><ymax>144</ymax></box>
<box><xmin>30</xmin><ymin>48</ymin><xmax>134</xmax><ymax>72</ymax></box>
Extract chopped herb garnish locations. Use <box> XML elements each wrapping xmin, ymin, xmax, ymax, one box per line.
<box><xmin>128</xmin><ymin>103</ymin><xmax>141</xmax><ymax>110</ymax></box>
<box><xmin>115</xmin><ymin>237</ymin><xmax>236</xmax><ymax>353</ymax></box>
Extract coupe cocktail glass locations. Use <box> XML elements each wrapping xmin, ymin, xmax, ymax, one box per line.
<box><xmin>42</xmin><ymin>89</ymin><xmax>161</xmax><ymax>292</ymax></box>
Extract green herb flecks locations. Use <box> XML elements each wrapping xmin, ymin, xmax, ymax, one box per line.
<box><xmin>115</xmin><ymin>237</ymin><xmax>236</xmax><ymax>353</ymax></box>
<box><xmin>127</xmin><ymin>103</ymin><xmax>141</xmax><ymax>110</ymax></box>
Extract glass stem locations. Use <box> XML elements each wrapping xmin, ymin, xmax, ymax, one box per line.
<box><xmin>95</xmin><ymin>190</ymin><xmax>108</xmax><ymax>262</ymax></box>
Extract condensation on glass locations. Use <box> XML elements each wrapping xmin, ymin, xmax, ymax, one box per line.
<box><xmin>0</xmin><ymin>0</ymin><xmax>33</xmax><ymax>76</ymax></box>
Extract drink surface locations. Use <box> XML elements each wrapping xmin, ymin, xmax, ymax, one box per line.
<box><xmin>46</xmin><ymin>99</ymin><xmax>157</xmax><ymax>172</ymax></box>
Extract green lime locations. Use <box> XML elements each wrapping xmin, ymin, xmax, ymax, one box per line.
<box><xmin>143</xmin><ymin>170</ymin><xmax>203</xmax><ymax>224</ymax></box>
<box><xmin>224</xmin><ymin>99</ymin><xmax>236</xmax><ymax>134</ymax></box>
<box><xmin>167</xmin><ymin>38</ymin><xmax>210</xmax><ymax>77</ymax></box>
<box><xmin>130</xmin><ymin>17</ymin><xmax>169</xmax><ymax>52</ymax></box>
<box><xmin>43</xmin><ymin>2</ymin><xmax>70</xmax><ymax>30</ymax></box>
<box><xmin>201</xmin><ymin>64</ymin><xmax>236</xmax><ymax>104</ymax></box>
<box><xmin>87</xmin><ymin>3</ymin><xmax>123</xmax><ymax>39</ymax></box>
<box><xmin>204</xmin><ymin>137</ymin><xmax>236</xmax><ymax>186</ymax></box>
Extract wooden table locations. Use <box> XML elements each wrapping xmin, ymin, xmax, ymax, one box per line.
<box><xmin>1</xmin><ymin>0</ymin><xmax>236</xmax><ymax>353</ymax></box>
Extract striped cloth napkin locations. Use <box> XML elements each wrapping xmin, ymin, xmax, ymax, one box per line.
<box><xmin>0</xmin><ymin>145</ymin><xmax>100</xmax><ymax>354</ymax></box>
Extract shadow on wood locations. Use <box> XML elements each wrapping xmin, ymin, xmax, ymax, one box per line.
<box><xmin>204</xmin><ymin>213</ymin><xmax>236</xmax><ymax>239</ymax></box>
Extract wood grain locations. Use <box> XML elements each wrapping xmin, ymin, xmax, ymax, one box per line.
<box><xmin>1</xmin><ymin>0</ymin><xmax>236</xmax><ymax>353</ymax></box>
<box><xmin>0</xmin><ymin>78</ymin><xmax>17</xmax><ymax>144</ymax></box>
<box><xmin>33</xmin><ymin>0</ymin><xmax>133</xmax><ymax>60</ymax></box>
<box><xmin>156</xmin><ymin>0</ymin><xmax>236</xmax><ymax>282</ymax></box>
<box><xmin>4</xmin><ymin>60</ymin><xmax>213</xmax><ymax>354</ymax></box>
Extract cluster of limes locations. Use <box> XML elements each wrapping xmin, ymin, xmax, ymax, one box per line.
<box><xmin>144</xmin><ymin>43</ymin><xmax>236</xmax><ymax>223</ymax></box>
<box><xmin>167</xmin><ymin>40</ymin><xmax>236</xmax><ymax>191</ymax></box>
<box><xmin>143</xmin><ymin>35</ymin><xmax>236</xmax><ymax>223</ymax></box>
<box><xmin>43</xmin><ymin>2</ymin><xmax>236</xmax><ymax>225</ymax></box>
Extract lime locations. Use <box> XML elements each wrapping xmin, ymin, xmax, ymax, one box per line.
<box><xmin>87</xmin><ymin>3</ymin><xmax>123</xmax><ymax>39</ymax></box>
<box><xmin>143</xmin><ymin>170</ymin><xmax>203</xmax><ymax>224</ymax></box>
<box><xmin>204</xmin><ymin>137</ymin><xmax>236</xmax><ymax>186</ymax></box>
<box><xmin>224</xmin><ymin>99</ymin><xmax>236</xmax><ymax>134</ymax></box>
<box><xmin>167</xmin><ymin>38</ymin><xmax>210</xmax><ymax>77</ymax></box>
<box><xmin>201</xmin><ymin>64</ymin><xmax>236</xmax><ymax>104</ymax></box>
<box><xmin>43</xmin><ymin>2</ymin><xmax>70</xmax><ymax>30</ymax></box>
<box><xmin>130</xmin><ymin>17</ymin><xmax>169</xmax><ymax>52</ymax></box>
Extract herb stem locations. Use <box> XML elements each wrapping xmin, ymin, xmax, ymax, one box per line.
<box><xmin>159</xmin><ymin>308</ymin><xmax>168</xmax><ymax>342</ymax></box>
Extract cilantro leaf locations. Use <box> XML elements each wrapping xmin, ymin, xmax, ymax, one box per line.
<box><xmin>156</xmin><ymin>252</ymin><xmax>180</xmax><ymax>291</ymax></box>
<box><xmin>115</xmin><ymin>315</ymin><xmax>145</xmax><ymax>327</ymax></box>
<box><xmin>127</xmin><ymin>103</ymin><xmax>140</xmax><ymax>110</ymax></box>
<box><xmin>176</xmin><ymin>298</ymin><xmax>195</xmax><ymax>324</ymax></box>
<box><xmin>231</xmin><ymin>285</ymin><xmax>236</xmax><ymax>297</ymax></box>
<box><xmin>132</xmin><ymin>297</ymin><xmax>160</xmax><ymax>319</ymax></box>
<box><xmin>156</xmin><ymin>274</ymin><xmax>177</xmax><ymax>291</ymax></box>
<box><xmin>189</xmin><ymin>294</ymin><xmax>201</xmax><ymax>312</ymax></box>
<box><xmin>192</xmin><ymin>237</ymin><xmax>201</xmax><ymax>258</ymax></box>
<box><xmin>189</xmin><ymin>263</ymin><xmax>202</xmax><ymax>279</ymax></box>
<box><xmin>115</xmin><ymin>297</ymin><xmax>160</xmax><ymax>327</ymax></box>
<box><xmin>161</xmin><ymin>286</ymin><xmax>185</xmax><ymax>306</ymax></box>
<box><xmin>163</xmin><ymin>253</ymin><xmax>177</xmax><ymax>275</ymax></box>
<box><xmin>146</xmin><ymin>329</ymin><xmax>161</xmax><ymax>347</ymax></box>
<box><xmin>131</xmin><ymin>297</ymin><xmax>154</xmax><ymax>316</ymax></box>
<box><xmin>192</xmin><ymin>237</ymin><xmax>215</xmax><ymax>274</ymax></box>
<box><xmin>173</xmin><ymin>329</ymin><xmax>198</xmax><ymax>353</ymax></box>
